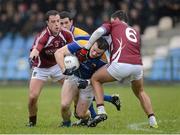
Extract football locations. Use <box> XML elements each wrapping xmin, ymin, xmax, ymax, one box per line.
<box><xmin>64</xmin><ymin>55</ymin><xmax>80</xmax><ymax>70</ymax></box>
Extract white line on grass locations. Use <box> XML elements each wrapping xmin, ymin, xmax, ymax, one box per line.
<box><xmin>127</xmin><ymin>120</ymin><xmax>180</xmax><ymax>134</ymax></box>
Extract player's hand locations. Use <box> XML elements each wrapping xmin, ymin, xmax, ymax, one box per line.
<box><xmin>28</xmin><ymin>57</ymin><xmax>35</xmax><ymax>68</ymax></box>
<box><xmin>76</xmin><ymin>48</ymin><xmax>88</xmax><ymax>62</ymax></box>
<box><xmin>77</xmin><ymin>79</ymin><xmax>89</xmax><ymax>89</ymax></box>
<box><xmin>30</xmin><ymin>48</ymin><xmax>39</xmax><ymax>59</ymax></box>
<box><xmin>63</xmin><ymin>66</ymin><xmax>77</xmax><ymax>75</ymax></box>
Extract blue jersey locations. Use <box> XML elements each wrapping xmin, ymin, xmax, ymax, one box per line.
<box><xmin>67</xmin><ymin>42</ymin><xmax>106</xmax><ymax>79</ymax></box>
<box><xmin>74</xmin><ymin>57</ymin><xmax>106</xmax><ymax>79</ymax></box>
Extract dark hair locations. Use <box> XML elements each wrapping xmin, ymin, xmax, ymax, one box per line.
<box><xmin>59</xmin><ymin>11</ymin><xmax>73</xmax><ymax>20</ymax></box>
<box><xmin>45</xmin><ymin>10</ymin><xmax>59</xmax><ymax>21</ymax></box>
<box><xmin>96</xmin><ymin>37</ymin><xmax>109</xmax><ymax>51</ymax></box>
<box><xmin>111</xmin><ymin>10</ymin><xmax>128</xmax><ymax>23</ymax></box>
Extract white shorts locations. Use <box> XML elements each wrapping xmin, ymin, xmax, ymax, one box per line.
<box><xmin>31</xmin><ymin>64</ymin><xmax>65</xmax><ymax>82</ymax></box>
<box><xmin>107</xmin><ymin>62</ymin><xmax>143</xmax><ymax>82</ymax></box>
<box><xmin>67</xmin><ymin>75</ymin><xmax>94</xmax><ymax>104</ymax></box>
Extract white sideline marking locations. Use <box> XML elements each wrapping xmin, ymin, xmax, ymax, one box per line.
<box><xmin>127</xmin><ymin>120</ymin><xmax>180</xmax><ymax>134</ymax></box>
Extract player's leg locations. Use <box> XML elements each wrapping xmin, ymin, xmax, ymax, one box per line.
<box><xmin>73</xmin><ymin>94</ymin><xmax>81</xmax><ymax>119</ymax></box>
<box><xmin>91</xmin><ymin>65</ymin><xmax>116</xmax><ymax>114</ymax></box>
<box><xmin>60</xmin><ymin>78</ymin><xmax>78</xmax><ymax>127</ymax></box>
<box><xmin>27</xmin><ymin>66</ymin><xmax>51</xmax><ymax>127</ymax></box>
<box><xmin>89</xmin><ymin>94</ymin><xmax>121</xmax><ymax>118</ymax></box>
<box><xmin>28</xmin><ymin>78</ymin><xmax>45</xmax><ymax>126</ymax></box>
<box><xmin>131</xmin><ymin>78</ymin><xmax>158</xmax><ymax>128</ymax></box>
<box><xmin>73</xmin><ymin>85</ymin><xmax>93</xmax><ymax>126</ymax></box>
<box><xmin>73</xmin><ymin>99</ymin><xmax>91</xmax><ymax>126</ymax></box>
<box><xmin>88</xmin><ymin>103</ymin><xmax>97</xmax><ymax>118</ymax></box>
<box><xmin>88</xmin><ymin>65</ymin><xmax>116</xmax><ymax>127</ymax></box>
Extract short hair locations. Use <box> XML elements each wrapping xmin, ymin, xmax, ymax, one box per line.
<box><xmin>45</xmin><ymin>10</ymin><xmax>59</xmax><ymax>21</ymax></box>
<box><xmin>59</xmin><ymin>11</ymin><xmax>73</xmax><ymax>20</ymax></box>
<box><xmin>111</xmin><ymin>10</ymin><xmax>128</xmax><ymax>23</ymax></box>
<box><xmin>96</xmin><ymin>37</ymin><xmax>109</xmax><ymax>51</ymax></box>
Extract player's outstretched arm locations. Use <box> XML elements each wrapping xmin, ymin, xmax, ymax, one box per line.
<box><xmin>28</xmin><ymin>48</ymin><xmax>40</xmax><ymax>68</ymax></box>
<box><xmin>85</xmin><ymin>27</ymin><xmax>106</xmax><ymax>49</ymax></box>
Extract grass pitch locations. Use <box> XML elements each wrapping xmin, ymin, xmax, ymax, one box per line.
<box><xmin>0</xmin><ymin>83</ymin><xmax>180</xmax><ymax>134</ymax></box>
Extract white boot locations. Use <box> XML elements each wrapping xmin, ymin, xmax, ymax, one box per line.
<box><xmin>97</xmin><ymin>105</ymin><xmax>107</xmax><ymax>114</ymax></box>
<box><xmin>149</xmin><ymin>115</ymin><xmax>158</xmax><ymax>128</ymax></box>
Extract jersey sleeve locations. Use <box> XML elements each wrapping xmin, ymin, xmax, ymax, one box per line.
<box><xmin>63</xmin><ymin>30</ymin><xmax>74</xmax><ymax>43</ymax></box>
<box><xmin>67</xmin><ymin>41</ymin><xmax>82</xmax><ymax>54</ymax></box>
<box><xmin>33</xmin><ymin>30</ymin><xmax>49</xmax><ymax>52</ymax></box>
<box><xmin>102</xmin><ymin>22</ymin><xmax>111</xmax><ymax>35</ymax></box>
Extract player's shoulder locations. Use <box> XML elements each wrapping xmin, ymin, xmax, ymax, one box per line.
<box><xmin>73</xmin><ymin>27</ymin><xmax>90</xmax><ymax>47</ymax></box>
<box><xmin>37</xmin><ymin>27</ymin><xmax>50</xmax><ymax>37</ymax></box>
<box><xmin>61</xmin><ymin>27</ymin><xmax>73</xmax><ymax>35</ymax></box>
<box><xmin>34</xmin><ymin>27</ymin><xmax>50</xmax><ymax>42</ymax></box>
<box><xmin>60</xmin><ymin>27</ymin><xmax>74</xmax><ymax>40</ymax></box>
<box><xmin>73</xmin><ymin>27</ymin><xmax>89</xmax><ymax>37</ymax></box>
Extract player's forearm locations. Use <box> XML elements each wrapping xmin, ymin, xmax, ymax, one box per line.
<box><xmin>55</xmin><ymin>46</ymin><xmax>70</xmax><ymax>72</ymax></box>
<box><xmin>86</xmin><ymin>27</ymin><xmax>106</xmax><ymax>49</ymax></box>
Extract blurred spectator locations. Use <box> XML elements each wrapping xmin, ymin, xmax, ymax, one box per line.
<box><xmin>67</xmin><ymin>0</ymin><xmax>77</xmax><ymax>17</ymax></box>
<box><xmin>84</xmin><ymin>15</ymin><xmax>95</xmax><ymax>34</ymax></box>
<box><xmin>21</xmin><ymin>14</ymin><xmax>36</xmax><ymax>36</ymax></box>
<box><xmin>75</xmin><ymin>13</ymin><xmax>87</xmax><ymax>30</ymax></box>
<box><xmin>11</xmin><ymin>13</ymin><xmax>24</xmax><ymax>35</ymax></box>
<box><xmin>0</xmin><ymin>13</ymin><xmax>11</xmax><ymax>37</ymax></box>
<box><xmin>56</xmin><ymin>2</ymin><xmax>65</xmax><ymax>12</ymax></box>
<box><xmin>33</xmin><ymin>12</ymin><xmax>46</xmax><ymax>33</ymax></box>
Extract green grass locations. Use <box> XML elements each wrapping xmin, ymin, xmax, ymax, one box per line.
<box><xmin>0</xmin><ymin>83</ymin><xmax>180</xmax><ymax>134</ymax></box>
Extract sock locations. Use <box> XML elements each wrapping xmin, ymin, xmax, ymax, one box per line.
<box><xmin>74</xmin><ymin>105</ymin><xmax>77</xmax><ymax>110</ymax></box>
<box><xmin>89</xmin><ymin>103</ymin><xmax>97</xmax><ymax>118</ymax></box>
<box><xmin>62</xmin><ymin>121</ymin><xmax>71</xmax><ymax>127</ymax></box>
<box><xmin>93</xmin><ymin>95</ymin><xmax>112</xmax><ymax>102</ymax></box>
<box><xmin>148</xmin><ymin>113</ymin><xmax>154</xmax><ymax>118</ymax></box>
<box><xmin>29</xmin><ymin>116</ymin><xmax>37</xmax><ymax>125</ymax></box>
<box><xmin>104</xmin><ymin>95</ymin><xmax>112</xmax><ymax>102</ymax></box>
<box><xmin>97</xmin><ymin>105</ymin><xmax>106</xmax><ymax>114</ymax></box>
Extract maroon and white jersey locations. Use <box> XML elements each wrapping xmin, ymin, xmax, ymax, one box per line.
<box><xmin>31</xmin><ymin>27</ymin><xmax>73</xmax><ymax>68</ymax></box>
<box><xmin>102</xmin><ymin>20</ymin><xmax>142</xmax><ymax>65</ymax></box>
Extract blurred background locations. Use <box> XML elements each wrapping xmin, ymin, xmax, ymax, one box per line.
<box><xmin>0</xmin><ymin>0</ymin><xmax>180</xmax><ymax>83</ymax></box>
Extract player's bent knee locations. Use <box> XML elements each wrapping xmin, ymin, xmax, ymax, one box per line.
<box><xmin>61</xmin><ymin>103</ymin><xmax>70</xmax><ymax>112</ymax></box>
<box><xmin>91</xmin><ymin>75</ymin><xmax>98</xmax><ymax>84</ymax></box>
<box><xmin>76</xmin><ymin>109</ymin><xmax>87</xmax><ymax>118</ymax></box>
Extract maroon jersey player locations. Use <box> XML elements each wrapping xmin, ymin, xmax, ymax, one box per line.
<box><xmin>30</xmin><ymin>27</ymin><xmax>73</xmax><ymax>68</ymax></box>
<box><xmin>86</xmin><ymin>10</ymin><xmax>158</xmax><ymax>128</ymax></box>
<box><xmin>27</xmin><ymin>10</ymin><xmax>73</xmax><ymax>127</ymax></box>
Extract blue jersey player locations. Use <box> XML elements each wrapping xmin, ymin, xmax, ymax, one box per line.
<box><xmin>55</xmin><ymin>37</ymin><xmax>120</xmax><ymax>127</ymax></box>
